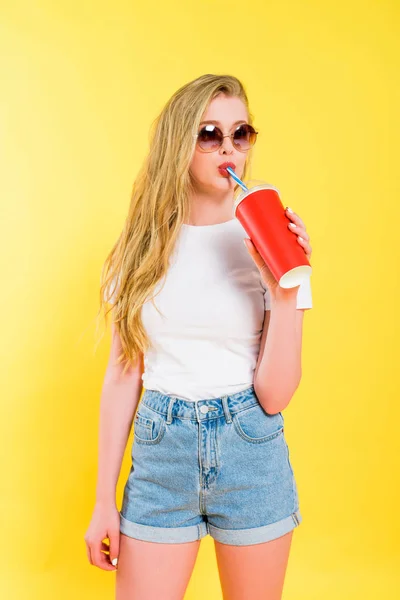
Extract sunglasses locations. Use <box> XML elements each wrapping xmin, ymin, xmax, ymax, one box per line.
<box><xmin>194</xmin><ymin>123</ymin><xmax>258</xmax><ymax>153</ymax></box>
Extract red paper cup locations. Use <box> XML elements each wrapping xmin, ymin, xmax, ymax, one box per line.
<box><xmin>234</xmin><ymin>183</ymin><xmax>312</xmax><ymax>288</ymax></box>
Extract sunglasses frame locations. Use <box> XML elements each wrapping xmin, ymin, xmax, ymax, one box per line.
<box><xmin>193</xmin><ymin>123</ymin><xmax>259</xmax><ymax>153</ymax></box>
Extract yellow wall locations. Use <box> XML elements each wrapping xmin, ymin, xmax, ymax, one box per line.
<box><xmin>1</xmin><ymin>1</ymin><xmax>399</xmax><ymax>598</ymax></box>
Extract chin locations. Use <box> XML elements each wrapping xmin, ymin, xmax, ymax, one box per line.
<box><xmin>213</xmin><ymin>179</ymin><xmax>232</xmax><ymax>191</ymax></box>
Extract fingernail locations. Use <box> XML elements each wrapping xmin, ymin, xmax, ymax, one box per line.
<box><xmin>286</xmin><ymin>207</ymin><xmax>293</xmax><ymax>213</ymax></box>
<box><xmin>289</xmin><ymin>222</ymin><xmax>297</xmax><ymax>228</ymax></box>
<box><xmin>111</xmin><ymin>557</ymin><xmax>118</xmax><ymax>566</ymax></box>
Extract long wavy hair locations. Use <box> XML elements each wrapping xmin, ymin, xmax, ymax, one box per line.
<box><xmin>96</xmin><ymin>74</ymin><xmax>257</xmax><ymax>376</ymax></box>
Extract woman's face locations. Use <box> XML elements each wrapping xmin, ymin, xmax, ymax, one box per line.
<box><xmin>189</xmin><ymin>94</ymin><xmax>251</xmax><ymax>195</ymax></box>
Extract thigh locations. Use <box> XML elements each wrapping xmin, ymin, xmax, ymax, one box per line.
<box><xmin>214</xmin><ymin>530</ymin><xmax>293</xmax><ymax>600</ymax></box>
<box><xmin>116</xmin><ymin>533</ymin><xmax>201</xmax><ymax>600</ymax></box>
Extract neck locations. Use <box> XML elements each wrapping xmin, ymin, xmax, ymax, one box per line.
<box><xmin>186</xmin><ymin>188</ymin><xmax>235</xmax><ymax>226</ymax></box>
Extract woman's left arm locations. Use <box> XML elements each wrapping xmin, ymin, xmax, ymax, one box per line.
<box><xmin>244</xmin><ymin>207</ymin><xmax>312</xmax><ymax>414</ymax></box>
<box><xmin>253</xmin><ymin>293</ymin><xmax>304</xmax><ymax>414</ymax></box>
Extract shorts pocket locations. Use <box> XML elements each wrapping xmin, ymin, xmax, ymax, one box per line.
<box><xmin>133</xmin><ymin>404</ymin><xmax>166</xmax><ymax>445</ymax></box>
<box><xmin>232</xmin><ymin>402</ymin><xmax>284</xmax><ymax>444</ymax></box>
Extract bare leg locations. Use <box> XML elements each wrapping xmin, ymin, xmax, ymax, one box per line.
<box><xmin>214</xmin><ymin>530</ymin><xmax>294</xmax><ymax>600</ymax></box>
<box><xmin>115</xmin><ymin>533</ymin><xmax>201</xmax><ymax>600</ymax></box>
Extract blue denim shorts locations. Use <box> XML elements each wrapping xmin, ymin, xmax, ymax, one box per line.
<box><xmin>119</xmin><ymin>385</ymin><xmax>302</xmax><ymax>546</ymax></box>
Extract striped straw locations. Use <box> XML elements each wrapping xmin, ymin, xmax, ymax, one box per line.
<box><xmin>226</xmin><ymin>167</ymin><xmax>248</xmax><ymax>191</ymax></box>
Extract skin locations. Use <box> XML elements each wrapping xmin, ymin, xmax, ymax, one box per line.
<box><xmin>114</xmin><ymin>93</ymin><xmax>312</xmax><ymax>599</ymax></box>
<box><xmin>188</xmin><ymin>92</ymin><xmax>313</xmax><ymax>290</ymax></box>
<box><xmin>186</xmin><ymin>93</ymin><xmax>249</xmax><ymax>226</ymax></box>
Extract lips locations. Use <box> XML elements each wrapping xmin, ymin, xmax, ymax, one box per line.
<box><xmin>218</xmin><ymin>162</ymin><xmax>236</xmax><ymax>171</ymax></box>
<box><xmin>217</xmin><ymin>162</ymin><xmax>236</xmax><ymax>178</ymax></box>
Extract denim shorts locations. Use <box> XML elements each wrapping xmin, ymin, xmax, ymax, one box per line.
<box><xmin>119</xmin><ymin>385</ymin><xmax>302</xmax><ymax>546</ymax></box>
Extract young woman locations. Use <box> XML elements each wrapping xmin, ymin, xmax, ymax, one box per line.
<box><xmin>85</xmin><ymin>73</ymin><xmax>313</xmax><ymax>600</ymax></box>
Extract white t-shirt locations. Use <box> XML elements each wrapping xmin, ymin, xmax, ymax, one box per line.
<box><xmin>107</xmin><ymin>217</ymin><xmax>312</xmax><ymax>401</ymax></box>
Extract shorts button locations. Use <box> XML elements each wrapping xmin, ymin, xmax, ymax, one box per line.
<box><xmin>200</xmin><ymin>405</ymin><xmax>209</xmax><ymax>414</ymax></box>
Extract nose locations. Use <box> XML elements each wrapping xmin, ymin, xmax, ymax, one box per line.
<box><xmin>219</xmin><ymin>135</ymin><xmax>234</xmax><ymax>154</ymax></box>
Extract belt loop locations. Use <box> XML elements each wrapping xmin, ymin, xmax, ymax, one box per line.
<box><xmin>221</xmin><ymin>395</ymin><xmax>232</xmax><ymax>423</ymax></box>
<box><xmin>166</xmin><ymin>396</ymin><xmax>176</xmax><ymax>425</ymax></box>
<box><xmin>194</xmin><ymin>400</ymin><xmax>201</xmax><ymax>423</ymax></box>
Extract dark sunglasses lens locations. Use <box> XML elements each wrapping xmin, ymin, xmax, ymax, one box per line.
<box><xmin>233</xmin><ymin>124</ymin><xmax>257</xmax><ymax>150</ymax></box>
<box><xmin>197</xmin><ymin>125</ymin><xmax>223</xmax><ymax>151</ymax></box>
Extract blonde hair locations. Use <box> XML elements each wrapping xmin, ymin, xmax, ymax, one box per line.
<box><xmin>97</xmin><ymin>74</ymin><xmax>256</xmax><ymax>375</ymax></box>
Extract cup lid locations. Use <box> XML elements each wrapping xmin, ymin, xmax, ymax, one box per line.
<box><xmin>233</xmin><ymin>180</ymin><xmax>280</xmax><ymax>212</ymax></box>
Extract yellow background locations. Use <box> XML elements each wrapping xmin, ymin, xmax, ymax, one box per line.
<box><xmin>1</xmin><ymin>1</ymin><xmax>399</xmax><ymax>598</ymax></box>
